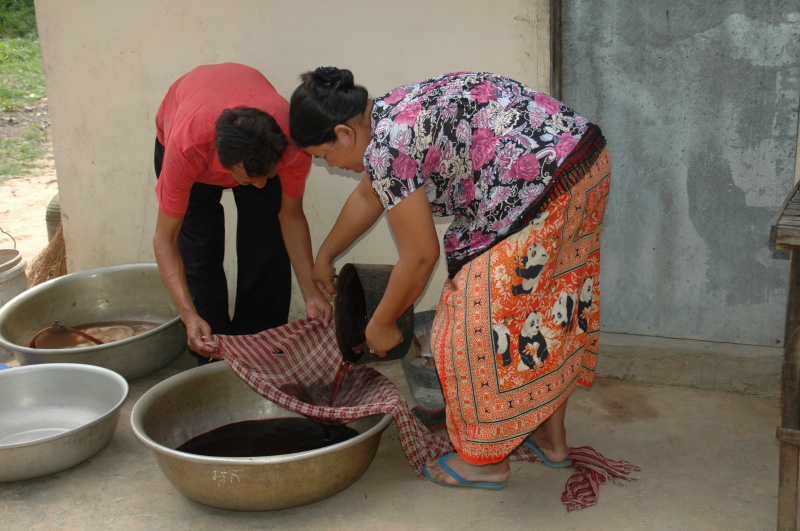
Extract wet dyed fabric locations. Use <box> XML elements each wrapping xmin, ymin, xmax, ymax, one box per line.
<box><xmin>431</xmin><ymin>146</ymin><xmax>611</xmax><ymax>464</ymax></box>
<box><xmin>214</xmin><ymin>315</ymin><xmax>638</xmax><ymax>511</ymax></box>
<box><xmin>214</xmin><ymin>318</ymin><xmax>453</xmax><ymax>475</ymax></box>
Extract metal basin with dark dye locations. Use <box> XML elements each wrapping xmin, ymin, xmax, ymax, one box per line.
<box><xmin>0</xmin><ymin>263</ymin><xmax>186</xmax><ymax>381</ymax></box>
<box><xmin>0</xmin><ymin>363</ymin><xmax>128</xmax><ymax>482</ymax></box>
<box><xmin>130</xmin><ymin>362</ymin><xmax>393</xmax><ymax>511</ymax></box>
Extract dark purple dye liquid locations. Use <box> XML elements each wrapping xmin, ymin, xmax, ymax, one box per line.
<box><xmin>175</xmin><ymin>418</ymin><xmax>359</xmax><ymax>457</ymax></box>
<box><xmin>334</xmin><ymin>264</ymin><xmax>369</xmax><ymax>363</ymax></box>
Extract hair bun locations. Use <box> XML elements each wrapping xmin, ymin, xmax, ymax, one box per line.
<box><xmin>315</xmin><ymin>66</ymin><xmax>354</xmax><ymax>88</ymax></box>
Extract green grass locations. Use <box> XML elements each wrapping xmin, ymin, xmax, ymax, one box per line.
<box><xmin>0</xmin><ymin>0</ymin><xmax>48</xmax><ymax>179</ymax></box>
<box><xmin>0</xmin><ymin>35</ymin><xmax>45</xmax><ymax>111</ymax></box>
<box><xmin>0</xmin><ymin>125</ymin><xmax>50</xmax><ymax>179</ymax></box>
<box><xmin>0</xmin><ymin>0</ymin><xmax>42</xmax><ymax>110</ymax></box>
<box><xmin>0</xmin><ymin>0</ymin><xmax>37</xmax><ymax>38</ymax></box>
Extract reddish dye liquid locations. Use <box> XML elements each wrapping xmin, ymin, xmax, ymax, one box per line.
<box><xmin>33</xmin><ymin>320</ymin><xmax>160</xmax><ymax>349</ymax></box>
<box><xmin>175</xmin><ymin>418</ymin><xmax>359</xmax><ymax>457</ymax></box>
<box><xmin>329</xmin><ymin>361</ymin><xmax>351</xmax><ymax>406</ymax></box>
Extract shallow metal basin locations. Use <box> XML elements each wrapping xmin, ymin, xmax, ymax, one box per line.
<box><xmin>130</xmin><ymin>362</ymin><xmax>393</xmax><ymax>511</ymax></box>
<box><xmin>0</xmin><ymin>363</ymin><xmax>129</xmax><ymax>482</ymax></box>
<box><xmin>0</xmin><ymin>263</ymin><xmax>186</xmax><ymax>381</ymax></box>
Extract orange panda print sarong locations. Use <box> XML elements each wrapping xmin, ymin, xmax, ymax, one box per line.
<box><xmin>431</xmin><ymin>147</ymin><xmax>611</xmax><ymax>464</ymax></box>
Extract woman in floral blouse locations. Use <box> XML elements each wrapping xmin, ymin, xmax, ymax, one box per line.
<box><xmin>290</xmin><ymin>67</ymin><xmax>611</xmax><ymax>490</ymax></box>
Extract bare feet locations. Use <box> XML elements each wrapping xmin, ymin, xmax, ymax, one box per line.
<box><xmin>424</xmin><ymin>453</ymin><xmax>510</xmax><ymax>486</ymax></box>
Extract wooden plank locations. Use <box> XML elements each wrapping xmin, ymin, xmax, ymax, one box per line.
<box><xmin>777</xmin><ymin>253</ymin><xmax>800</xmax><ymax>530</ymax></box>
<box><xmin>778</xmin><ymin>441</ymin><xmax>799</xmax><ymax>530</ymax></box>
<box><xmin>777</xmin><ymin>427</ymin><xmax>800</xmax><ymax>446</ymax></box>
<box><xmin>774</xmin><ymin>238</ymin><xmax>800</xmax><ymax>251</ymax></box>
<box><xmin>772</xmin><ymin>183</ymin><xmax>800</xmax><ymax>254</ymax></box>
<box><xmin>772</xmin><ymin>180</ymin><xmax>800</xmax><ymax>243</ymax></box>
<box><xmin>767</xmin><ymin>183</ymin><xmax>800</xmax><ymax>528</ymax></box>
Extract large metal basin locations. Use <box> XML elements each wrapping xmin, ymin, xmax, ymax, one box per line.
<box><xmin>130</xmin><ymin>362</ymin><xmax>393</xmax><ymax>511</ymax></box>
<box><xmin>0</xmin><ymin>263</ymin><xmax>186</xmax><ymax>381</ymax></box>
<box><xmin>0</xmin><ymin>363</ymin><xmax>129</xmax><ymax>482</ymax></box>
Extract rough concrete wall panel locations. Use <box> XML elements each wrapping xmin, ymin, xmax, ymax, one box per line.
<box><xmin>563</xmin><ymin>2</ymin><xmax>800</xmax><ymax>346</ymax></box>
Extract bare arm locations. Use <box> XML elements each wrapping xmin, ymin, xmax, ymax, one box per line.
<box><xmin>278</xmin><ymin>193</ymin><xmax>333</xmax><ymax>324</ymax></box>
<box><xmin>312</xmin><ymin>174</ymin><xmax>386</xmax><ymax>295</ymax></box>
<box><xmin>152</xmin><ymin>209</ymin><xmax>218</xmax><ymax>356</ymax></box>
<box><xmin>365</xmin><ymin>186</ymin><xmax>440</xmax><ymax>356</ymax></box>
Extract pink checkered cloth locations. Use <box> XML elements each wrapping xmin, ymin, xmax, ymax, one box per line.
<box><xmin>214</xmin><ymin>318</ymin><xmax>639</xmax><ymax>511</ymax></box>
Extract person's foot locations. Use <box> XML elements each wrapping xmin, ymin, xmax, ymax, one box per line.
<box><xmin>526</xmin><ymin>431</ymin><xmax>569</xmax><ymax>465</ymax></box>
<box><xmin>423</xmin><ymin>452</ymin><xmax>510</xmax><ymax>486</ymax></box>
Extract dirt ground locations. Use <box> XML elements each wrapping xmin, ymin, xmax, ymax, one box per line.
<box><xmin>0</xmin><ymin>98</ymin><xmax>58</xmax><ymax>268</ymax></box>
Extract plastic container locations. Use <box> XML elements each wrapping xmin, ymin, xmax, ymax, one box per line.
<box><xmin>0</xmin><ymin>249</ymin><xmax>28</xmax><ymax>304</ymax></box>
<box><xmin>0</xmin><ymin>249</ymin><xmax>28</xmax><ymax>361</ymax></box>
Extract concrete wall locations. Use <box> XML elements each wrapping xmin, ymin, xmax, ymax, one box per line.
<box><xmin>32</xmin><ymin>1</ymin><xmax>800</xmax><ymax>396</ymax></box>
<box><xmin>33</xmin><ymin>0</ymin><xmax>550</xmax><ymax>320</ymax></box>
<box><xmin>562</xmin><ymin>2</ymin><xmax>800</xmax><ymax>348</ymax></box>
<box><xmin>558</xmin><ymin>2</ymin><xmax>800</xmax><ymax>396</ymax></box>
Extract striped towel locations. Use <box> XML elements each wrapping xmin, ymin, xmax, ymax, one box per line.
<box><xmin>214</xmin><ymin>317</ymin><xmax>639</xmax><ymax>511</ymax></box>
<box><xmin>214</xmin><ymin>317</ymin><xmax>454</xmax><ymax>476</ymax></box>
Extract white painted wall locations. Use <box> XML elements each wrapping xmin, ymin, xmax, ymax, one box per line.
<box><xmin>34</xmin><ymin>0</ymin><xmax>551</xmax><ymax>319</ymax></box>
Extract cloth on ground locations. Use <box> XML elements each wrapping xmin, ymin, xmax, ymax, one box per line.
<box><xmin>214</xmin><ymin>317</ymin><xmax>639</xmax><ymax>511</ymax></box>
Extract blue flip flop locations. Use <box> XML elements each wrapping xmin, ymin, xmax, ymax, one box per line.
<box><xmin>422</xmin><ymin>453</ymin><xmax>508</xmax><ymax>490</ymax></box>
<box><xmin>523</xmin><ymin>438</ymin><xmax>573</xmax><ymax>469</ymax></box>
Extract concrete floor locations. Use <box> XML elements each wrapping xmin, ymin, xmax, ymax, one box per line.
<box><xmin>0</xmin><ymin>351</ymin><xmax>787</xmax><ymax>530</ymax></box>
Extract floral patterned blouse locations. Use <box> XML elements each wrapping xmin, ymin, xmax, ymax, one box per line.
<box><xmin>365</xmin><ymin>72</ymin><xmax>592</xmax><ymax>274</ymax></box>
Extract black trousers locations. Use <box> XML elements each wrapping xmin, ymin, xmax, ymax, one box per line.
<box><xmin>154</xmin><ymin>139</ymin><xmax>291</xmax><ymax>361</ymax></box>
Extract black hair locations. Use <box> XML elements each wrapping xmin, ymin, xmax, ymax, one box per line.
<box><xmin>215</xmin><ymin>107</ymin><xmax>288</xmax><ymax>177</ymax></box>
<box><xmin>289</xmin><ymin>67</ymin><xmax>369</xmax><ymax>148</ymax></box>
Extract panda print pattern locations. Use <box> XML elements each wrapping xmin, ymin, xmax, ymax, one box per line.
<box><xmin>518</xmin><ymin>311</ymin><xmax>549</xmax><ymax>371</ymax></box>
<box><xmin>492</xmin><ymin>323</ymin><xmax>512</xmax><ymax>367</ymax></box>
<box><xmin>577</xmin><ymin>277</ymin><xmax>593</xmax><ymax>334</ymax></box>
<box><xmin>529</xmin><ymin>210</ymin><xmax>549</xmax><ymax>232</ymax></box>
<box><xmin>427</xmin><ymin>139</ymin><xmax>610</xmax><ymax>460</ymax></box>
<box><xmin>552</xmin><ymin>292</ymin><xmax>576</xmax><ymax>331</ymax></box>
<box><xmin>511</xmin><ymin>243</ymin><xmax>548</xmax><ymax>296</ymax></box>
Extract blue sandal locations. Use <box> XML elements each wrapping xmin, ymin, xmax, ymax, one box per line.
<box><xmin>422</xmin><ymin>453</ymin><xmax>508</xmax><ymax>490</ymax></box>
<box><xmin>523</xmin><ymin>438</ymin><xmax>573</xmax><ymax>468</ymax></box>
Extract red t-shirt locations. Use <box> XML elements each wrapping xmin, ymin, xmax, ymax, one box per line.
<box><xmin>155</xmin><ymin>63</ymin><xmax>310</xmax><ymax>218</ymax></box>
